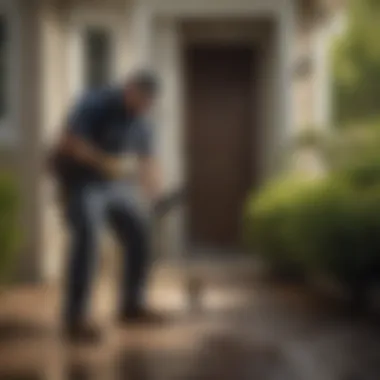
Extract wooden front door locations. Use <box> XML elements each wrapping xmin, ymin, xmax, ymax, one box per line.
<box><xmin>185</xmin><ymin>46</ymin><xmax>254</xmax><ymax>250</ymax></box>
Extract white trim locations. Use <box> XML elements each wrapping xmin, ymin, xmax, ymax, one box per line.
<box><xmin>141</xmin><ymin>0</ymin><xmax>288</xmax><ymax>17</ymax></box>
<box><xmin>0</xmin><ymin>0</ymin><xmax>20</xmax><ymax>145</ymax></box>
<box><xmin>280</xmin><ymin>0</ymin><xmax>296</xmax><ymax>141</ymax></box>
<box><xmin>313</xmin><ymin>25</ymin><xmax>331</xmax><ymax>128</ymax></box>
<box><xmin>312</xmin><ymin>12</ymin><xmax>344</xmax><ymax>130</ymax></box>
<box><xmin>67</xmin><ymin>10</ymin><xmax>120</xmax><ymax>100</ymax></box>
<box><xmin>129</xmin><ymin>3</ymin><xmax>153</xmax><ymax>69</ymax></box>
<box><xmin>312</xmin><ymin>11</ymin><xmax>347</xmax><ymax>129</ymax></box>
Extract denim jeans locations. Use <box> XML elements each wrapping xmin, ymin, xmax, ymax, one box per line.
<box><xmin>63</xmin><ymin>181</ymin><xmax>150</xmax><ymax>323</ymax></box>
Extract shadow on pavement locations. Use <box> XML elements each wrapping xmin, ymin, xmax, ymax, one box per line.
<box><xmin>0</xmin><ymin>318</ymin><xmax>51</xmax><ymax>343</ymax></box>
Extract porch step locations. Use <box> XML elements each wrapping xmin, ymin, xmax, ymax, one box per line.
<box><xmin>153</xmin><ymin>255</ymin><xmax>263</xmax><ymax>286</ymax></box>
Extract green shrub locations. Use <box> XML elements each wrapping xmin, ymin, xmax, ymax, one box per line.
<box><xmin>332</xmin><ymin>0</ymin><xmax>380</xmax><ymax>126</ymax></box>
<box><xmin>244</xmin><ymin>176</ymin><xmax>317</xmax><ymax>275</ymax></box>
<box><xmin>0</xmin><ymin>173</ymin><xmax>20</xmax><ymax>282</ymax></box>
<box><xmin>328</xmin><ymin>127</ymin><xmax>380</xmax><ymax>171</ymax></box>
<box><xmin>245</xmin><ymin>173</ymin><xmax>380</xmax><ymax>293</ymax></box>
<box><xmin>245</xmin><ymin>122</ymin><xmax>380</xmax><ymax>306</ymax></box>
<box><xmin>284</xmin><ymin>178</ymin><xmax>377</xmax><ymax>286</ymax></box>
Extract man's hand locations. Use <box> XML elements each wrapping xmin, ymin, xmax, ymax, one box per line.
<box><xmin>99</xmin><ymin>155</ymin><xmax>139</xmax><ymax>179</ymax></box>
<box><xmin>98</xmin><ymin>156</ymin><xmax>128</xmax><ymax>179</ymax></box>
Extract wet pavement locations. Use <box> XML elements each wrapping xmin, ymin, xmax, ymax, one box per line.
<box><xmin>0</xmin><ymin>266</ymin><xmax>380</xmax><ymax>380</ymax></box>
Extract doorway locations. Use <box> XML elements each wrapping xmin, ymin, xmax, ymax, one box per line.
<box><xmin>185</xmin><ymin>46</ymin><xmax>256</xmax><ymax>251</ymax></box>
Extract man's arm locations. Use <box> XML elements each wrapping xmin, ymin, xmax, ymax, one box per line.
<box><xmin>54</xmin><ymin>94</ymin><xmax>124</xmax><ymax>178</ymax></box>
<box><xmin>56</xmin><ymin>132</ymin><xmax>106</xmax><ymax>169</ymax></box>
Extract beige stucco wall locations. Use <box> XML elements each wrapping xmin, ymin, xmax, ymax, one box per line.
<box><xmin>293</xmin><ymin>20</ymin><xmax>332</xmax><ymax>131</ymax></box>
<box><xmin>294</xmin><ymin>25</ymin><xmax>316</xmax><ymax>129</ymax></box>
<box><xmin>39</xmin><ymin>0</ymin><xmax>69</xmax><ymax>281</ymax></box>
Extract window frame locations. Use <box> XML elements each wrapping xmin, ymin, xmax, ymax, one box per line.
<box><xmin>68</xmin><ymin>11</ymin><xmax>119</xmax><ymax>99</ymax></box>
<box><xmin>0</xmin><ymin>0</ymin><xmax>19</xmax><ymax>145</ymax></box>
<box><xmin>83</xmin><ymin>25</ymin><xmax>114</xmax><ymax>90</ymax></box>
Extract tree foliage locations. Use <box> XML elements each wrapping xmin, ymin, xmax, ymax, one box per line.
<box><xmin>332</xmin><ymin>0</ymin><xmax>380</xmax><ymax>126</ymax></box>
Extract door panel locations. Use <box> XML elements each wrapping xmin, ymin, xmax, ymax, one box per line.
<box><xmin>185</xmin><ymin>46</ymin><xmax>253</xmax><ymax>249</ymax></box>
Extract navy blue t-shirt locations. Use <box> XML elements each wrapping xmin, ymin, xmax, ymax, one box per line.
<box><xmin>60</xmin><ymin>87</ymin><xmax>153</xmax><ymax>184</ymax></box>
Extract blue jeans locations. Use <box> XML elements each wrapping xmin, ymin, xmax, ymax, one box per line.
<box><xmin>63</xmin><ymin>181</ymin><xmax>150</xmax><ymax>323</ymax></box>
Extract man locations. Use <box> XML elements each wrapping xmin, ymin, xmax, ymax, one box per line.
<box><xmin>52</xmin><ymin>71</ymin><xmax>162</xmax><ymax>343</ymax></box>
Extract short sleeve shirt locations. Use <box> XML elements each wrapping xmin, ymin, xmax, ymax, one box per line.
<box><xmin>63</xmin><ymin>87</ymin><xmax>154</xmax><ymax>183</ymax></box>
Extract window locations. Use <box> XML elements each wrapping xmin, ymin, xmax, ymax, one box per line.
<box><xmin>68</xmin><ymin>13</ymin><xmax>117</xmax><ymax>99</ymax></box>
<box><xmin>0</xmin><ymin>13</ymin><xmax>8</xmax><ymax>122</ymax></box>
<box><xmin>84</xmin><ymin>27</ymin><xmax>112</xmax><ymax>90</ymax></box>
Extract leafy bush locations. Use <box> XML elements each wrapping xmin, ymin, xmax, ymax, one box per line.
<box><xmin>284</xmin><ymin>178</ymin><xmax>380</xmax><ymax>287</ymax></box>
<box><xmin>328</xmin><ymin>127</ymin><xmax>380</xmax><ymax>170</ymax></box>
<box><xmin>332</xmin><ymin>0</ymin><xmax>380</xmax><ymax>126</ymax></box>
<box><xmin>0</xmin><ymin>174</ymin><xmax>20</xmax><ymax>282</ymax></box>
<box><xmin>245</xmin><ymin>171</ymin><xmax>380</xmax><ymax>297</ymax></box>
<box><xmin>245</xmin><ymin>122</ymin><xmax>380</xmax><ymax>308</ymax></box>
<box><xmin>244</xmin><ymin>176</ymin><xmax>317</xmax><ymax>276</ymax></box>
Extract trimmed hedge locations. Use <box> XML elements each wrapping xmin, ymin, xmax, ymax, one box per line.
<box><xmin>244</xmin><ymin>177</ymin><xmax>315</xmax><ymax>276</ymax></box>
<box><xmin>245</xmin><ymin>162</ymin><xmax>380</xmax><ymax>299</ymax></box>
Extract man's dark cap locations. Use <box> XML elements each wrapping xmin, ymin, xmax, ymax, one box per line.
<box><xmin>128</xmin><ymin>70</ymin><xmax>160</xmax><ymax>96</ymax></box>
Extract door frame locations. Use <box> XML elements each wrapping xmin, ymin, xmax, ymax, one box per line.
<box><xmin>131</xmin><ymin>0</ymin><xmax>296</xmax><ymax>259</ymax></box>
<box><xmin>151</xmin><ymin>13</ymin><xmax>295</xmax><ymax>258</ymax></box>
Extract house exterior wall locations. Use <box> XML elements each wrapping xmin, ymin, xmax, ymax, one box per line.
<box><xmin>39</xmin><ymin>0</ymin><xmax>69</xmax><ymax>281</ymax></box>
<box><xmin>5</xmin><ymin>0</ymin><xmax>335</xmax><ymax>282</ymax></box>
<box><xmin>294</xmin><ymin>20</ymin><xmax>332</xmax><ymax>131</ymax></box>
<box><xmin>0</xmin><ymin>0</ymin><xmax>44</xmax><ymax>283</ymax></box>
